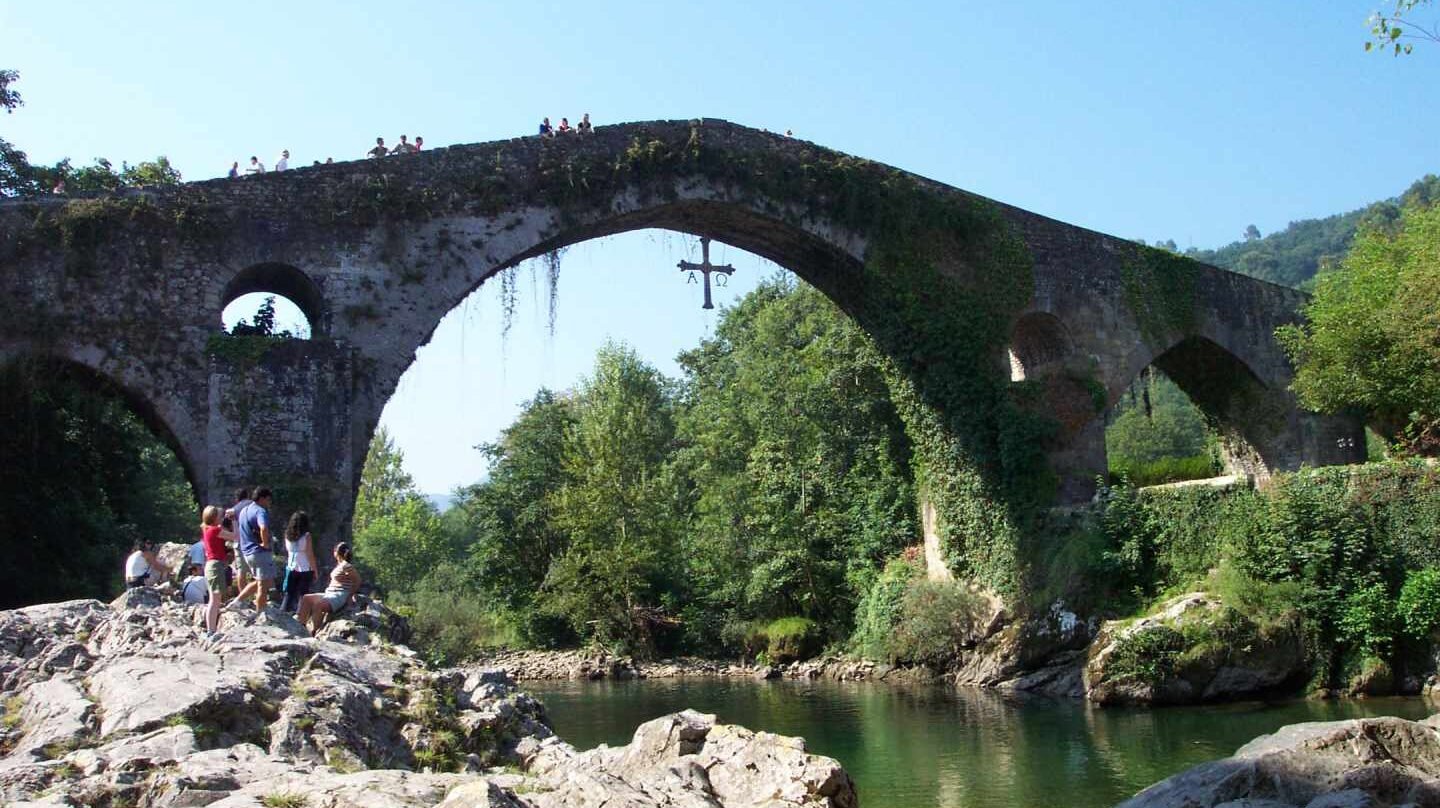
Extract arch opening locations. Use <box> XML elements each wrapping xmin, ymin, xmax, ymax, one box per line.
<box><xmin>0</xmin><ymin>355</ymin><xmax>200</xmax><ymax>608</ymax></box>
<box><xmin>222</xmin><ymin>263</ymin><xmax>323</xmax><ymax>337</ymax></box>
<box><xmin>360</xmin><ymin>228</ymin><xmax>926</xmax><ymax>656</ymax></box>
<box><xmin>1104</xmin><ymin>336</ymin><xmax>1280</xmax><ymax>486</ymax></box>
<box><xmin>1007</xmin><ymin>311</ymin><xmax>1073</xmax><ymax>382</ymax></box>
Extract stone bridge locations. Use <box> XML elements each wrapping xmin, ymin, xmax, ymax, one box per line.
<box><xmin>0</xmin><ymin>119</ymin><xmax>1362</xmax><ymax>588</ymax></box>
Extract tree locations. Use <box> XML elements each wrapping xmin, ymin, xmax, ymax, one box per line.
<box><xmin>1369</xmin><ymin>0</ymin><xmax>1440</xmax><ymax>54</ymax></box>
<box><xmin>673</xmin><ymin>277</ymin><xmax>917</xmax><ymax>646</ymax></box>
<box><xmin>538</xmin><ymin>343</ymin><xmax>682</xmax><ymax>650</ymax></box>
<box><xmin>454</xmin><ymin>389</ymin><xmax>576</xmax><ymax>641</ymax></box>
<box><xmin>1277</xmin><ymin>201</ymin><xmax>1440</xmax><ymax>453</ymax></box>
<box><xmin>1244</xmin><ymin>224</ymin><xmax>1262</xmax><ymax>242</ymax></box>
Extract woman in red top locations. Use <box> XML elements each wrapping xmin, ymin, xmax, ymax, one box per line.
<box><xmin>201</xmin><ymin>506</ymin><xmax>227</xmax><ymax>635</ymax></box>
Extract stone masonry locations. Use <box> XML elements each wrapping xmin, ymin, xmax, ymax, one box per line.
<box><xmin>0</xmin><ymin>119</ymin><xmax>1364</xmax><ymax>570</ymax></box>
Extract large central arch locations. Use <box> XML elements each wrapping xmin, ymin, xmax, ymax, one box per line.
<box><xmin>0</xmin><ymin>119</ymin><xmax>1364</xmax><ymax>597</ymax></box>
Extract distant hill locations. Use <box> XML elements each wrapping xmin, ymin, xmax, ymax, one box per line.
<box><xmin>426</xmin><ymin>493</ymin><xmax>454</xmax><ymax>513</ymax></box>
<box><xmin>1160</xmin><ymin>174</ymin><xmax>1440</xmax><ymax>289</ymax></box>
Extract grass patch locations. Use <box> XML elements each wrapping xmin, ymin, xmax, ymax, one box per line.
<box><xmin>261</xmin><ymin>793</ymin><xmax>309</xmax><ymax>808</ymax></box>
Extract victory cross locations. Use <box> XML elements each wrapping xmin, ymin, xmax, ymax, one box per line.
<box><xmin>677</xmin><ymin>236</ymin><xmax>735</xmax><ymax>310</ymax></box>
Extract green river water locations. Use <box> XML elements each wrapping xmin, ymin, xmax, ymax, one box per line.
<box><xmin>525</xmin><ymin>678</ymin><xmax>1434</xmax><ymax>808</ymax></box>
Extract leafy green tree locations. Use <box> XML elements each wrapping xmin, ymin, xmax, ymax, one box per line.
<box><xmin>352</xmin><ymin>428</ymin><xmax>459</xmax><ymax>595</ymax></box>
<box><xmin>674</xmin><ymin>277</ymin><xmax>917</xmax><ymax>646</ymax></box>
<box><xmin>1277</xmin><ymin>202</ymin><xmax>1440</xmax><ymax>453</ymax></box>
<box><xmin>538</xmin><ymin>343</ymin><xmax>682</xmax><ymax>650</ymax></box>
<box><xmin>454</xmin><ymin>389</ymin><xmax>576</xmax><ymax>642</ymax></box>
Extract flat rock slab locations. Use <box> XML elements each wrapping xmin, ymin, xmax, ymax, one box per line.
<box><xmin>87</xmin><ymin>648</ymin><xmax>278</xmax><ymax>736</ymax></box>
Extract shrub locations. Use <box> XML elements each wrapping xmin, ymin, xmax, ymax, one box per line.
<box><xmin>396</xmin><ymin>565</ymin><xmax>520</xmax><ymax>665</ymax></box>
<box><xmin>757</xmin><ymin>617</ymin><xmax>823</xmax><ymax>663</ymax></box>
<box><xmin>1337</xmin><ymin>582</ymin><xmax>1398</xmax><ymax>658</ymax></box>
<box><xmin>1398</xmin><ymin>568</ymin><xmax>1440</xmax><ymax>640</ymax></box>
<box><xmin>849</xmin><ymin>556</ymin><xmax>922</xmax><ymax>660</ymax></box>
<box><xmin>887</xmin><ymin>580</ymin><xmax>987</xmax><ymax>666</ymax></box>
<box><xmin>1106</xmin><ymin>625</ymin><xmax>1187</xmax><ymax>686</ymax></box>
<box><xmin>1207</xmin><ymin>560</ymin><xmax>1303</xmax><ymax>629</ymax></box>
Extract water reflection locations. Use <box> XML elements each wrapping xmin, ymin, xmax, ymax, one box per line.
<box><xmin>526</xmin><ymin>678</ymin><xmax>1435</xmax><ymax>808</ymax></box>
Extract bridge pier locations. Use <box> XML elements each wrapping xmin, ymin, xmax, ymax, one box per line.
<box><xmin>207</xmin><ymin>340</ymin><xmax>358</xmax><ymax>565</ymax></box>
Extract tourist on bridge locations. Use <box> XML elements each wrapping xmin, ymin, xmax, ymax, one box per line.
<box><xmin>200</xmin><ymin>505</ymin><xmax>228</xmax><ymax>635</ymax></box>
<box><xmin>297</xmin><ymin>542</ymin><xmax>361</xmax><ymax>636</ymax></box>
<box><xmin>279</xmin><ymin>510</ymin><xmax>318</xmax><ymax>613</ymax></box>
<box><xmin>123</xmin><ymin>538</ymin><xmax>169</xmax><ymax>589</ymax></box>
<box><xmin>367</xmin><ymin>137</ymin><xmax>388</xmax><ymax>158</ymax></box>
<box><xmin>233</xmin><ymin>487</ymin><xmax>277</xmax><ymax>611</ymax></box>
<box><xmin>227</xmin><ymin>161</ymin><xmax>239</xmax><ymax>179</ymax></box>
<box><xmin>245</xmin><ymin>156</ymin><xmax>265</xmax><ymax>175</ymax></box>
<box><xmin>538</xmin><ymin>117</ymin><xmax>553</xmax><ymax>137</ymax></box>
<box><xmin>577</xmin><ymin>113</ymin><xmax>593</xmax><ymax>134</ymax></box>
<box><xmin>274</xmin><ymin>149</ymin><xmax>290</xmax><ymax>171</ymax></box>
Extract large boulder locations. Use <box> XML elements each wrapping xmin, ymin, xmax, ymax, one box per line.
<box><xmin>1085</xmin><ymin>593</ymin><xmax>1306</xmax><ymax>706</ymax></box>
<box><xmin>521</xmin><ymin>710</ymin><xmax>858</xmax><ymax>808</ymax></box>
<box><xmin>1120</xmin><ymin>715</ymin><xmax>1440</xmax><ymax>808</ymax></box>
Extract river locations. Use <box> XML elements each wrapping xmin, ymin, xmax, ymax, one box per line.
<box><xmin>526</xmin><ymin>678</ymin><xmax>1434</xmax><ymax>808</ymax></box>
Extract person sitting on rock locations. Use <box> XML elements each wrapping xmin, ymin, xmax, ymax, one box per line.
<box><xmin>538</xmin><ymin>117</ymin><xmax>553</xmax><ymax>137</ymax></box>
<box><xmin>367</xmin><ymin>137</ymin><xmax>388</xmax><ymax>158</ymax></box>
<box><xmin>390</xmin><ymin>134</ymin><xmax>415</xmax><ymax>155</ymax></box>
<box><xmin>577</xmin><ymin>113</ymin><xmax>593</xmax><ymax>134</ymax></box>
<box><xmin>180</xmin><ymin>570</ymin><xmax>207</xmax><ymax>605</ymax></box>
<box><xmin>557</xmin><ymin>117</ymin><xmax>572</xmax><ymax>134</ymax></box>
<box><xmin>124</xmin><ymin>538</ymin><xmax>169</xmax><ymax>589</ymax></box>
<box><xmin>297</xmin><ymin>542</ymin><xmax>361</xmax><ymax>636</ymax></box>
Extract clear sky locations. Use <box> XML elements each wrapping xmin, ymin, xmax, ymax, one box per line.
<box><xmin>4</xmin><ymin>1</ymin><xmax>1436</xmax><ymax>493</ymax></box>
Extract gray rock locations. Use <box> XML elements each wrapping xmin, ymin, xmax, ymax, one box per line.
<box><xmin>1120</xmin><ymin>717</ymin><xmax>1440</xmax><ymax>808</ymax></box>
<box><xmin>2</xmin><ymin>676</ymin><xmax>94</xmax><ymax>766</ymax></box>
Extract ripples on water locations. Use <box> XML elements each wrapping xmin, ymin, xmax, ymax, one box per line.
<box><xmin>525</xmin><ymin>678</ymin><xmax>1434</xmax><ymax>808</ymax></box>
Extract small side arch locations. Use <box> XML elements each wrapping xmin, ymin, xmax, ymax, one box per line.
<box><xmin>1008</xmin><ymin>311</ymin><xmax>1074</xmax><ymax>382</ymax></box>
<box><xmin>222</xmin><ymin>263</ymin><xmax>326</xmax><ymax>336</ymax></box>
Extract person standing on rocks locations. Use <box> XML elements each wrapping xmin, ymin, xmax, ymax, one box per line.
<box><xmin>367</xmin><ymin>137</ymin><xmax>388</xmax><ymax>158</ymax></box>
<box><xmin>279</xmin><ymin>511</ymin><xmax>318</xmax><ymax>614</ymax></box>
<box><xmin>224</xmin><ymin>487</ymin><xmax>253</xmax><ymax>596</ymax></box>
<box><xmin>201</xmin><ymin>505</ymin><xmax>228</xmax><ymax>635</ymax></box>
<box><xmin>234</xmin><ymin>487</ymin><xmax>277</xmax><ymax>611</ymax></box>
<box><xmin>274</xmin><ymin>149</ymin><xmax>290</xmax><ymax>171</ymax></box>
<box><xmin>297</xmin><ymin>542</ymin><xmax>361</xmax><ymax>635</ymax></box>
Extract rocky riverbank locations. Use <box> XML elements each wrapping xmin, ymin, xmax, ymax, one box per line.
<box><xmin>0</xmin><ymin>590</ymin><xmax>858</xmax><ymax>807</ymax></box>
<box><xmin>472</xmin><ymin>648</ymin><xmax>942</xmax><ymax>684</ymax></box>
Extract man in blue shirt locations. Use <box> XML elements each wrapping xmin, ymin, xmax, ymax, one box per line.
<box><xmin>236</xmin><ymin>487</ymin><xmax>277</xmax><ymax>610</ymax></box>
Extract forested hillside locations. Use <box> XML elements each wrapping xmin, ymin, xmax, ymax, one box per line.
<box><xmin>1161</xmin><ymin>174</ymin><xmax>1440</xmax><ymax>289</ymax></box>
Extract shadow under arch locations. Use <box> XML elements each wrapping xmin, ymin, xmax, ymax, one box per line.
<box><xmin>0</xmin><ymin>351</ymin><xmax>203</xmax><ymax>500</ymax></box>
<box><xmin>223</xmin><ymin>262</ymin><xmax>326</xmax><ymax>335</ymax></box>
<box><xmin>1130</xmin><ymin>335</ymin><xmax>1284</xmax><ymax>477</ymax></box>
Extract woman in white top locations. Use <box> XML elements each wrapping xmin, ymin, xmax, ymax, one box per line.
<box><xmin>279</xmin><ymin>511</ymin><xmax>319</xmax><ymax>614</ymax></box>
<box><xmin>123</xmin><ymin>539</ymin><xmax>168</xmax><ymax>589</ymax></box>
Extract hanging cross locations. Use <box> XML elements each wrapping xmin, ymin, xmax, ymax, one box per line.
<box><xmin>677</xmin><ymin>237</ymin><xmax>735</xmax><ymax>310</ymax></box>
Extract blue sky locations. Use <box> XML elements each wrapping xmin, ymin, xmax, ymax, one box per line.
<box><xmin>4</xmin><ymin>1</ymin><xmax>1435</xmax><ymax>493</ymax></box>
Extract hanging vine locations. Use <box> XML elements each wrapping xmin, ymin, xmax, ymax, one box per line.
<box><xmin>543</xmin><ymin>247</ymin><xmax>566</xmax><ymax>336</ymax></box>
<box><xmin>499</xmin><ymin>266</ymin><xmax>518</xmax><ymax>341</ymax></box>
